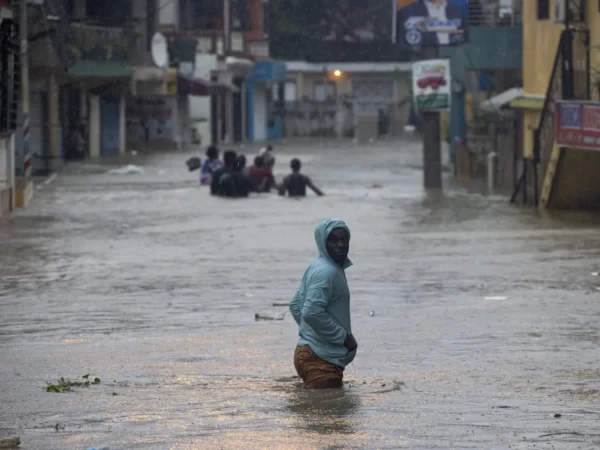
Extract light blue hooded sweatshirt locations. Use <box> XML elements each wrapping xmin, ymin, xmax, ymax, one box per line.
<box><xmin>289</xmin><ymin>218</ymin><xmax>356</xmax><ymax>369</ymax></box>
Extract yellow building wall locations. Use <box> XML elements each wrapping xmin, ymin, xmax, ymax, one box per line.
<box><xmin>521</xmin><ymin>1</ymin><xmax>600</xmax><ymax>159</ymax></box>
<box><xmin>521</xmin><ymin>2</ymin><xmax>563</xmax><ymax>97</ymax></box>
<box><xmin>525</xmin><ymin>2</ymin><xmax>600</xmax><ymax>208</ymax></box>
<box><xmin>548</xmin><ymin>148</ymin><xmax>600</xmax><ymax>208</ymax></box>
<box><xmin>587</xmin><ymin>2</ymin><xmax>600</xmax><ymax>100</ymax></box>
<box><xmin>523</xmin><ymin>110</ymin><xmax>540</xmax><ymax>160</ymax></box>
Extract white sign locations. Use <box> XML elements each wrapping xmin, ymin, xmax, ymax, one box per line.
<box><xmin>412</xmin><ymin>59</ymin><xmax>451</xmax><ymax>111</ymax></box>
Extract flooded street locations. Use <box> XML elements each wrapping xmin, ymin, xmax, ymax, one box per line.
<box><xmin>1</xmin><ymin>138</ymin><xmax>600</xmax><ymax>449</ymax></box>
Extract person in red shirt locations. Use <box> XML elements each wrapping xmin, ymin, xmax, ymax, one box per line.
<box><xmin>248</xmin><ymin>156</ymin><xmax>277</xmax><ymax>192</ymax></box>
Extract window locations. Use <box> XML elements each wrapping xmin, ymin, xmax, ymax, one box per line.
<box><xmin>285</xmin><ymin>81</ymin><xmax>297</xmax><ymax>102</ymax></box>
<box><xmin>313</xmin><ymin>81</ymin><xmax>337</xmax><ymax>101</ymax></box>
<box><xmin>537</xmin><ymin>0</ymin><xmax>549</xmax><ymax>19</ymax></box>
<box><xmin>274</xmin><ymin>81</ymin><xmax>297</xmax><ymax>101</ymax></box>
<box><xmin>554</xmin><ymin>0</ymin><xmax>585</xmax><ymax>23</ymax></box>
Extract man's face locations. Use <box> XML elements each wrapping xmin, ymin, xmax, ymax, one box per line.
<box><xmin>326</xmin><ymin>228</ymin><xmax>350</xmax><ymax>264</ymax></box>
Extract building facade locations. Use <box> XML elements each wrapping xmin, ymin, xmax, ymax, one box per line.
<box><xmin>0</xmin><ymin>0</ymin><xmax>19</xmax><ymax>221</ymax></box>
<box><xmin>510</xmin><ymin>0</ymin><xmax>600</xmax><ymax>209</ymax></box>
<box><xmin>284</xmin><ymin>62</ymin><xmax>411</xmax><ymax>139</ymax></box>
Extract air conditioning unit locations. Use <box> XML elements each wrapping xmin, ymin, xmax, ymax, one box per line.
<box><xmin>554</xmin><ymin>0</ymin><xmax>585</xmax><ymax>24</ymax></box>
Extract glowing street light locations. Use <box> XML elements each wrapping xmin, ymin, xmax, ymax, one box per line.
<box><xmin>333</xmin><ymin>70</ymin><xmax>342</xmax><ymax>77</ymax></box>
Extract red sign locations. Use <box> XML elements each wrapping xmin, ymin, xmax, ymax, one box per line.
<box><xmin>555</xmin><ymin>101</ymin><xmax>600</xmax><ymax>150</ymax></box>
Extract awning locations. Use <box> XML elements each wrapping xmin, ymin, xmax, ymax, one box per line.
<box><xmin>177</xmin><ymin>75</ymin><xmax>239</xmax><ymax>96</ymax></box>
<box><xmin>480</xmin><ymin>87</ymin><xmax>523</xmax><ymax>112</ymax></box>
<box><xmin>479</xmin><ymin>88</ymin><xmax>546</xmax><ymax>112</ymax></box>
<box><xmin>509</xmin><ymin>95</ymin><xmax>545</xmax><ymax>110</ymax></box>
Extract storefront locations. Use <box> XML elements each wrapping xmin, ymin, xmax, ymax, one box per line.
<box><xmin>246</xmin><ymin>60</ymin><xmax>287</xmax><ymax>142</ymax></box>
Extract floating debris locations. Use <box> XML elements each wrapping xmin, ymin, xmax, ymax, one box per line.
<box><xmin>186</xmin><ymin>157</ymin><xmax>200</xmax><ymax>171</ymax></box>
<box><xmin>45</xmin><ymin>375</ymin><xmax>101</xmax><ymax>393</ymax></box>
<box><xmin>369</xmin><ymin>310</ymin><xmax>376</xmax><ymax>317</ymax></box>
<box><xmin>484</xmin><ymin>296</ymin><xmax>507</xmax><ymax>301</ymax></box>
<box><xmin>107</xmin><ymin>165</ymin><xmax>144</xmax><ymax>175</ymax></box>
<box><xmin>0</xmin><ymin>436</ymin><xmax>20</xmax><ymax>448</ymax></box>
<box><xmin>272</xmin><ymin>302</ymin><xmax>290</xmax><ymax>307</ymax></box>
<box><xmin>255</xmin><ymin>313</ymin><xmax>284</xmax><ymax>321</ymax></box>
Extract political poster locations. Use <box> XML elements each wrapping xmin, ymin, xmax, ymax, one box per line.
<box><xmin>396</xmin><ymin>0</ymin><xmax>468</xmax><ymax>46</ymax></box>
<box><xmin>412</xmin><ymin>59</ymin><xmax>451</xmax><ymax>111</ymax></box>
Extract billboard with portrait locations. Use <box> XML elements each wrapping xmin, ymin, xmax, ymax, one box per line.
<box><xmin>395</xmin><ymin>0</ymin><xmax>468</xmax><ymax>46</ymax></box>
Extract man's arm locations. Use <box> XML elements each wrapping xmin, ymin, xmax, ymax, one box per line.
<box><xmin>289</xmin><ymin>290</ymin><xmax>302</xmax><ymax>325</ymax></box>
<box><xmin>301</xmin><ymin>269</ymin><xmax>347</xmax><ymax>345</ymax></box>
<box><xmin>268</xmin><ymin>173</ymin><xmax>278</xmax><ymax>192</ymax></box>
<box><xmin>305</xmin><ymin>176</ymin><xmax>324</xmax><ymax>196</ymax></box>
<box><xmin>278</xmin><ymin>175</ymin><xmax>290</xmax><ymax>196</ymax></box>
<box><xmin>210</xmin><ymin>171</ymin><xmax>219</xmax><ymax>195</ymax></box>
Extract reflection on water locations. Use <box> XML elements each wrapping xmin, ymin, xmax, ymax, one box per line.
<box><xmin>2</xmin><ymin>139</ymin><xmax>600</xmax><ymax>449</ymax></box>
<box><xmin>286</xmin><ymin>387</ymin><xmax>361</xmax><ymax>435</ymax></box>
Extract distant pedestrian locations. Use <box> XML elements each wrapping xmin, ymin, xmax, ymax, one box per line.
<box><xmin>210</xmin><ymin>150</ymin><xmax>237</xmax><ymax>195</ymax></box>
<box><xmin>289</xmin><ymin>219</ymin><xmax>357</xmax><ymax>389</ymax></box>
<box><xmin>377</xmin><ymin>109</ymin><xmax>389</xmax><ymax>138</ymax></box>
<box><xmin>278</xmin><ymin>158</ymin><xmax>324</xmax><ymax>197</ymax></box>
<box><xmin>200</xmin><ymin>146</ymin><xmax>224</xmax><ymax>185</ymax></box>
<box><xmin>248</xmin><ymin>156</ymin><xmax>277</xmax><ymax>193</ymax></box>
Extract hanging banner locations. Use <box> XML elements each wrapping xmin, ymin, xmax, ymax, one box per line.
<box><xmin>555</xmin><ymin>100</ymin><xmax>600</xmax><ymax>151</ymax></box>
<box><xmin>412</xmin><ymin>59</ymin><xmax>451</xmax><ymax>111</ymax></box>
<box><xmin>395</xmin><ymin>0</ymin><xmax>468</xmax><ymax>46</ymax></box>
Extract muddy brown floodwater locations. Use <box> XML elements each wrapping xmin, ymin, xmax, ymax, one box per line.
<box><xmin>1</xmin><ymin>138</ymin><xmax>600</xmax><ymax>449</ymax></box>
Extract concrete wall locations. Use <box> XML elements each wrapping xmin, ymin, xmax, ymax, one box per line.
<box><xmin>0</xmin><ymin>134</ymin><xmax>15</xmax><ymax>222</ymax></box>
<box><xmin>119</xmin><ymin>95</ymin><xmax>126</xmax><ymax>154</ymax></box>
<box><xmin>189</xmin><ymin>53</ymin><xmax>217</xmax><ymax>147</ymax></box>
<box><xmin>89</xmin><ymin>96</ymin><xmax>101</xmax><ymax>158</ymax></box>
<box><xmin>253</xmin><ymin>84</ymin><xmax>267</xmax><ymax>141</ymax></box>
<box><xmin>285</xmin><ymin>70</ymin><xmax>411</xmax><ymax>138</ymax></box>
<box><xmin>521</xmin><ymin>3</ymin><xmax>563</xmax><ymax>97</ymax></box>
<box><xmin>548</xmin><ymin>148</ymin><xmax>600</xmax><ymax>209</ymax></box>
<box><xmin>285</xmin><ymin>100</ymin><xmax>352</xmax><ymax>137</ymax></box>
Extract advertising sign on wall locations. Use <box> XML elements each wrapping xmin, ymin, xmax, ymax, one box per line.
<box><xmin>412</xmin><ymin>59</ymin><xmax>451</xmax><ymax>111</ymax></box>
<box><xmin>395</xmin><ymin>0</ymin><xmax>468</xmax><ymax>46</ymax></box>
<box><xmin>555</xmin><ymin>100</ymin><xmax>600</xmax><ymax>151</ymax></box>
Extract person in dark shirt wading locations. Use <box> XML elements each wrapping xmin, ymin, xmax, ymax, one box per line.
<box><xmin>279</xmin><ymin>158</ymin><xmax>324</xmax><ymax>197</ymax></box>
<box><xmin>210</xmin><ymin>150</ymin><xmax>237</xmax><ymax>196</ymax></box>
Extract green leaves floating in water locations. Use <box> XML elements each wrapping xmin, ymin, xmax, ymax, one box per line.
<box><xmin>45</xmin><ymin>375</ymin><xmax>101</xmax><ymax>393</ymax></box>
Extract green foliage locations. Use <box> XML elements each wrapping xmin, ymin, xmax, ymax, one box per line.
<box><xmin>45</xmin><ymin>374</ymin><xmax>101</xmax><ymax>393</ymax></box>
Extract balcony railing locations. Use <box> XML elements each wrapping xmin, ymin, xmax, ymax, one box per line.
<box><xmin>469</xmin><ymin>0</ymin><xmax>522</xmax><ymax>27</ymax></box>
<box><xmin>65</xmin><ymin>22</ymin><xmax>140</xmax><ymax>61</ymax></box>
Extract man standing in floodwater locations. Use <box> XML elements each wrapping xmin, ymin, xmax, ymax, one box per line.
<box><xmin>290</xmin><ymin>219</ymin><xmax>357</xmax><ymax>389</ymax></box>
<box><xmin>278</xmin><ymin>158</ymin><xmax>324</xmax><ymax>197</ymax></box>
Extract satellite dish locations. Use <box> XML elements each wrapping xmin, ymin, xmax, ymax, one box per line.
<box><xmin>151</xmin><ymin>33</ymin><xmax>168</xmax><ymax>68</ymax></box>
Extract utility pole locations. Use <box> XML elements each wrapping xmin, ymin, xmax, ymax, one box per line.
<box><xmin>223</xmin><ymin>0</ymin><xmax>231</xmax><ymax>54</ymax></box>
<box><xmin>18</xmin><ymin>0</ymin><xmax>30</xmax><ymax>179</ymax></box>
<box><xmin>421</xmin><ymin>46</ymin><xmax>441</xmax><ymax>189</ymax></box>
<box><xmin>222</xmin><ymin>0</ymin><xmax>233</xmax><ymax>143</ymax></box>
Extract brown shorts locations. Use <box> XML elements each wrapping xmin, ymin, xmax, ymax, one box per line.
<box><xmin>294</xmin><ymin>345</ymin><xmax>344</xmax><ymax>389</ymax></box>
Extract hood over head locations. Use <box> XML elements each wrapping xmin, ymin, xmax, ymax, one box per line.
<box><xmin>314</xmin><ymin>218</ymin><xmax>352</xmax><ymax>269</ymax></box>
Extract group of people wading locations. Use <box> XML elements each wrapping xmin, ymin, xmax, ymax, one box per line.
<box><xmin>190</xmin><ymin>145</ymin><xmax>324</xmax><ymax>198</ymax></box>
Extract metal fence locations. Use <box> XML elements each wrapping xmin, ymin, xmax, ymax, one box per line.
<box><xmin>469</xmin><ymin>0</ymin><xmax>522</xmax><ymax>27</ymax></box>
